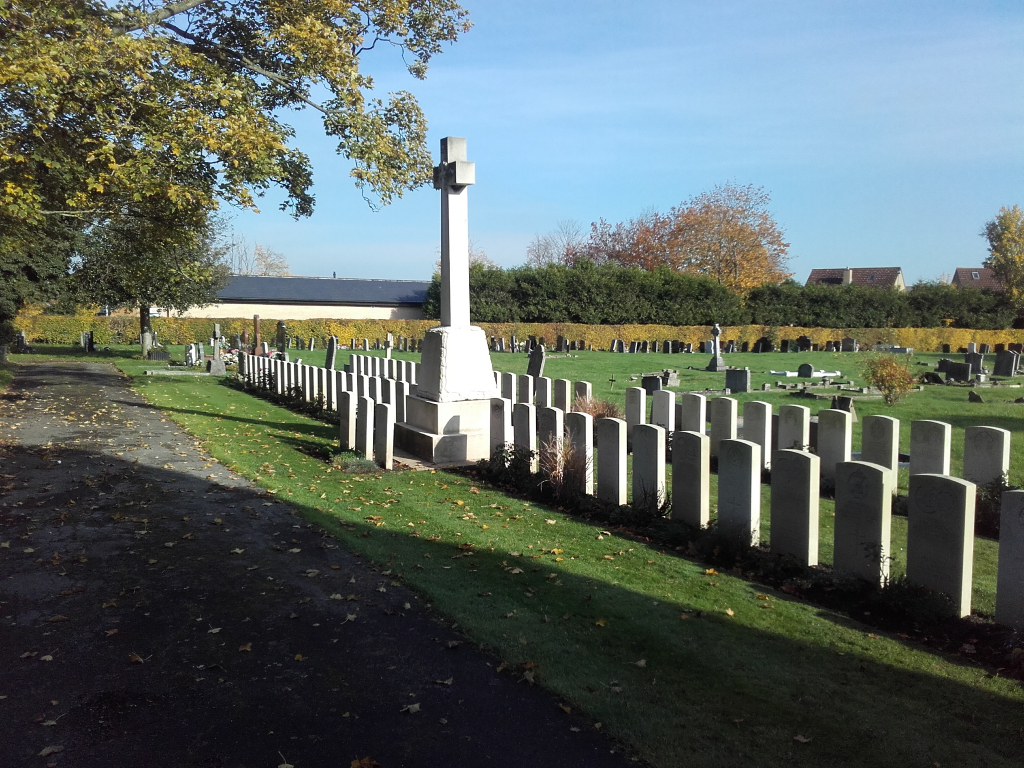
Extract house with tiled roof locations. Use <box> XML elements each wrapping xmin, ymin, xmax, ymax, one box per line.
<box><xmin>179</xmin><ymin>275</ymin><xmax>431</xmax><ymax>320</ymax></box>
<box><xmin>951</xmin><ymin>267</ymin><xmax>1005</xmax><ymax>293</ymax></box>
<box><xmin>805</xmin><ymin>267</ymin><xmax>906</xmax><ymax>291</ymax></box>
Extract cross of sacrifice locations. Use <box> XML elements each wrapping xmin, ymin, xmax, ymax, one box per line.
<box><xmin>432</xmin><ymin>137</ymin><xmax>476</xmax><ymax>329</ymax></box>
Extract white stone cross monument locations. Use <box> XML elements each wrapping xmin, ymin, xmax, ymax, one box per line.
<box><xmin>394</xmin><ymin>137</ymin><xmax>497</xmax><ymax>463</ymax></box>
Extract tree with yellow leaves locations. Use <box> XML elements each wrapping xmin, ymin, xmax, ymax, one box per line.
<box><xmin>983</xmin><ymin>205</ymin><xmax>1024</xmax><ymax>312</ymax></box>
<box><xmin>0</xmin><ymin>0</ymin><xmax>471</xmax><ymax>338</ymax></box>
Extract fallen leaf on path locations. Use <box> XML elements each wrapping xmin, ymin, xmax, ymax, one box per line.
<box><xmin>725</xmin><ymin>608</ymin><xmax>735</xmax><ymax>617</ymax></box>
<box><xmin>794</xmin><ymin>735</ymin><xmax>812</xmax><ymax>743</ymax></box>
<box><xmin>400</xmin><ymin>702</ymin><xmax>421</xmax><ymax>713</ymax></box>
<box><xmin>39</xmin><ymin>655</ymin><xmax>53</xmax><ymax>662</ymax></box>
<box><xmin>329</xmin><ymin>594</ymin><xmax>343</xmax><ymax>600</ymax></box>
<box><xmin>287</xmin><ymin>548</ymin><xmax>301</xmax><ymax>553</ymax></box>
<box><xmin>38</xmin><ymin>747</ymin><xmax>64</xmax><ymax>757</ymax></box>
<box><xmin>105</xmin><ymin>629</ymin><xmax>118</xmax><ymax>637</ymax></box>
<box><xmin>230</xmin><ymin>548</ymin><xmax>244</xmax><ymax>555</ymax></box>
<box><xmin>46</xmin><ymin>615</ymin><xmax>69</xmax><ymax>623</ymax></box>
<box><xmin>163</xmin><ymin>542</ymin><xmax>175</xmax><ymax>548</ymax></box>
<box><xmin>208</xmin><ymin>627</ymin><xmax>221</xmax><ymax>634</ymax></box>
<box><xmin>436</xmin><ymin>677</ymin><xmax>453</xmax><ymax>685</ymax></box>
<box><xmin>559</xmin><ymin>703</ymin><xmax>572</xmax><ymax>714</ymax></box>
<box><xmin>629</xmin><ymin>659</ymin><xmax>647</xmax><ymax>668</ymax></box>
<box><xmin>239</xmin><ymin>643</ymin><xmax>252</xmax><ymax>652</ymax></box>
<box><xmin>128</xmin><ymin>653</ymin><xmax>145</xmax><ymax>664</ymax></box>
<box><xmin>294</xmin><ymin>654</ymin><xmax>305</xmax><ymax>661</ymax></box>
<box><xmin>595</xmin><ymin>618</ymin><xmax>607</xmax><ymax>627</ymax></box>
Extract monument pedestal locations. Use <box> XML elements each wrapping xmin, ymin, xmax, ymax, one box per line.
<box><xmin>395</xmin><ymin>325</ymin><xmax>497</xmax><ymax>464</ymax></box>
<box><xmin>706</xmin><ymin>356</ymin><xmax>726</xmax><ymax>372</ymax></box>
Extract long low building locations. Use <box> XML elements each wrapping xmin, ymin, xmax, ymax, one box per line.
<box><xmin>178</xmin><ymin>275</ymin><xmax>432</xmax><ymax>320</ymax></box>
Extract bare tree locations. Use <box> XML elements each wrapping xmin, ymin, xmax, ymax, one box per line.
<box><xmin>253</xmin><ymin>244</ymin><xmax>290</xmax><ymax>276</ymax></box>
<box><xmin>524</xmin><ymin>219</ymin><xmax>585</xmax><ymax>267</ymax></box>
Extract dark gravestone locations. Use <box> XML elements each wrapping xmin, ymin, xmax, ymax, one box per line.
<box><xmin>662</xmin><ymin>340</ymin><xmax>672</xmax><ymax>354</ymax></box>
<box><xmin>965</xmin><ymin>352</ymin><xmax>984</xmax><ymax>376</ymax></box>
<box><xmin>756</xmin><ymin>336</ymin><xmax>774</xmax><ymax>353</ymax></box>
<box><xmin>780</xmin><ymin>339</ymin><xmax>790</xmax><ymax>353</ymax></box>
<box><xmin>922</xmin><ymin>372</ymin><xmax>945</xmax><ymax>385</ymax></box>
<box><xmin>527</xmin><ymin>344</ymin><xmax>546</xmax><ymax>378</ymax></box>
<box><xmin>741</xmin><ymin>341</ymin><xmax>749</xmax><ymax>352</ymax></box>
<box><xmin>993</xmin><ymin>350</ymin><xmax>1019</xmax><ymax>377</ymax></box>
<box><xmin>641</xmin><ymin>341</ymin><xmax>649</xmax><ymax>353</ymax></box>
<box><xmin>797</xmin><ymin>363</ymin><xmax>814</xmax><ymax>378</ymax></box>
<box><xmin>725</xmin><ymin>367</ymin><xmax>751</xmax><ymax>393</ymax></box>
<box><xmin>324</xmin><ymin>337</ymin><xmax>338</xmax><ymax>371</ymax></box>
<box><xmin>936</xmin><ymin>359</ymin><xmax>951</xmax><ymax>372</ymax></box>
<box><xmin>1011</xmin><ymin>343</ymin><xmax>1024</xmax><ymax>354</ymax></box>
<box><xmin>684</xmin><ymin>343</ymin><xmax>693</xmax><ymax>353</ymax></box>
<box><xmin>841</xmin><ymin>337</ymin><xmax>857</xmax><ymax>352</ymax></box>
<box><xmin>995</xmin><ymin>343</ymin><xmax>1006</xmax><ymax>353</ymax></box>
<box><xmin>628</xmin><ymin>341</ymin><xmax>638</xmax><ymax>353</ymax></box>
<box><xmin>641</xmin><ymin>375</ymin><xmax>662</xmax><ymax>395</ymax></box>
<box><xmin>275</xmin><ymin>321</ymin><xmax>287</xmax><ymax>354</ymax></box>
<box><xmin>147</xmin><ymin>350</ymin><xmax>170</xmax><ymax>362</ymax></box>
<box><xmin>941</xmin><ymin>344</ymin><xmax>951</xmax><ymax>354</ymax></box>
<box><xmin>945</xmin><ymin>362</ymin><xmax>972</xmax><ymax>382</ymax></box>
<box><xmin>797</xmin><ymin>335</ymin><xmax>812</xmax><ymax>351</ymax></box>
<box><xmin>296</xmin><ymin>337</ymin><xmax>305</xmax><ymax>351</ymax></box>
<box><xmin>698</xmin><ymin>341</ymin><xmax>706</xmax><ymax>354</ymax></box>
<box><xmin>980</xmin><ymin>344</ymin><xmax>991</xmax><ymax>354</ymax></box>
<box><xmin>830</xmin><ymin>396</ymin><xmax>857</xmax><ymax>421</ymax></box>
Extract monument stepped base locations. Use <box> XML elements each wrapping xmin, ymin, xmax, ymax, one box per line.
<box><xmin>394</xmin><ymin>396</ymin><xmax>492</xmax><ymax>464</ymax></box>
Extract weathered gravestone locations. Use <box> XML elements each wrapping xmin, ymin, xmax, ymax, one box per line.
<box><xmin>324</xmin><ymin>336</ymin><xmax>338</xmax><ymax>371</ymax></box>
<box><xmin>725</xmin><ymin>367</ymin><xmax>751</xmax><ymax>393</ymax></box>
<box><xmin>993</xmin><ymin>350</ymin><xmax>1019</xmax><ymax>377</ymax></box>
<box><xmin>526</xmin><ymin>344</ymin><xmax>546</xmax><ymax>378</ymax></box>
<box><xmin>640</xmin><ymin>375</ymin><xmax>662</xmax><ymax>395</ymax></box>
<box><xmin>965</xmin><ymin>352</ymin><xmax>984</xmax><ymax>376</ymax></box>
<box><xmin>797</xmin><ymin>335</ymin><xmax>812</xmax><ymax>351</ymax></box>
<box><xmin>841</xmin><ymin>337</ymin><xmax>858</xmax><ymax>352</ymax></box>
<box><xmin>945</xmin><ymin>362</ymin><xmax>972</xmax><ymax>382</ymax></box>
<box><xmin>797</xmin><ymin>363</ymin><xmax>814</xmax><ymax>378</ymax></box>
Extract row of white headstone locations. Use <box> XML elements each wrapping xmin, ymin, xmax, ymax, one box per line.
<box><xmin>237</xmin><ymin>356</ymin><xmax>1023</xmax><ymax>629</ymax></box>
<box><xmin>498</xmin><ymin>379</ymin><xmax>1022</xmax><ymax>629</ymax></box>
<box><xmin>238</xmin><ymin>352</ymin><xmax>423</xmax><ymax>469</ymax></box>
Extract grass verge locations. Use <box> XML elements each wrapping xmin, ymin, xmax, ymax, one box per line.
<box><xmin>117</xmin><ymin>363</ymin><xmax>1023</xmax><ymax>768</ymax></box>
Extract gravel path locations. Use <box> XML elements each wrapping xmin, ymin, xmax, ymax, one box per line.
<box><xmin>0</xmin><ymin>362</ymin><xmax>635</xmax><ymax>768</ymax></box>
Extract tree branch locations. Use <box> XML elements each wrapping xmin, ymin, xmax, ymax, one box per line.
<box><xmin>111</xmin><ymin>0</ymin><xmax>213</xmax><ymax>35</ymax></box>
<box><xmin>158</xmin><ymin>22</ymin><xmax>329</xmax><ymax>114</ymax></box>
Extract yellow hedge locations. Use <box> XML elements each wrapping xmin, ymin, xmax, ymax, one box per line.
<box><xmin>14</xmin><ymin>309</ymin><xmax>1024</xmax><ymax>352</ymax></box>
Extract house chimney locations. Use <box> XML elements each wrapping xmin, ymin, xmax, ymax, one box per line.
<box><xmin>842</xmin><ymin>267</ymin><xmax>854</xmax><ymax>286</ymax></box>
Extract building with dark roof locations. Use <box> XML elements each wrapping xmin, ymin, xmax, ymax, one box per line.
<box><xmin>805</xmin><ymin>267</ymin><xmax>906</xmax><ymax>291</ymax></box>
<box><xmin>951</xmin><ymin>267</ymin><xmax>1004</xmax><ymax>293</ymax></box>
<box><xmin>179</xmin><ymin>275</ymin><xmax>431</xmax><ymax>320</ymax></box>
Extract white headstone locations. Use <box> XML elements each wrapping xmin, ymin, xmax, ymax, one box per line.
<box><xmin>861</xmin><ymin>415</ymin><xmax>899</xmax><ymax>484</ymax></box>
<box><xmin>565</xmin><ymin>412</ymin><xmax>594</xmax><ymax>496</ymax></box>
<box><xmin>517</xmin><ymin>374</ymin><xmax>534</xmax><ymax>405</ymax></box>
<box><xmin>513</xmin><ymin>403</ymin><xmax>537</xmax><ymax>472</ymax></box>
<box><xmin>573</xmin><ymin>380</ymin><xmax>593</xmax><ymax>407</ymax></box>
<box><xmin>677</xmin><ymin>392</ymin><xmax>706</xmax><ymax>434</ymax></box>
<box><xmin>834</xmin><ymin>461</ymin><xmax>892</xmax><ymax>586</ymax></box>
<box><xmin>742</xmin><ymin>401</ymin><xmax>772</xmax><ymax>471</ymax></box>
<box><xmin>770</xmin><ymin>449</ymin><xmax>820</xmax><ymax>566</ymax></box>
<box><xmin>907</xmin><ymin>474</ymin><xmax>975</xmax><ymax>617</ymax></box>
<box><xmin>717</xmin><ymin>439</ymin><xmax>761</xmax><ymax>545</ymax></box>
<box><xmin>355</xmin><ymin>396</ymin><xmax>375</xmax><ymax>460</ymax></box>
<box><xmin>963</xmin><ymin>426</ymin><xmax>1011</xmax><ymax>487</ymax></box>
<box><xmin>490</xmin><ymin>397</ymin><xmax>513</xmax><ymax>458</ymax></box>
<box><xmin>777</xmin><ymin>404</ymin><xmax>810</xmax><ymax>451</ymax></box>
<box><xmin>910</xmin><ymin>420</ymin><xmax>951</xmax><ymax>475</ymax></box>
<box><xmin>708</xmin><ymin>397</ymin><xmax>737</xmax><ymax>459</ymax></box>
<box><xmin>672</xmin><ymin>431</ymin><xmax>709</xmax><ymax>528</ymax></box>
<box><xmin>339</xmin><ymin>391</ymin><xmax>357</xmax><ymax>452</ymax></box>
<box><xmin>501</xmin><ymin>371</ymin><xmax>515</xmax><ymax>401</ymax></box>
<box><xmin>597</xmin><ymin>417</ymin><xmax>627</xmax><ymax>505</ymax></box>
<box><xmin>650</xmin><ymin>390</ymin><xmax>676</xmax><ymax>433</ymax></box>
<box><xmin>996</xmin><ymin>490</ymin><xmax>1024</xmax><ymax>629</ymax></box>
<box><xmin>536</xmin><ymin>376</ymin><xmax>553</xmax><ymax>409</ymax></box>
<box><xmin>817</xmin><ymin>409</ymin><xmax>852</xmax><ymax>483</ymax></box>
<box><xmin>553</xmin><ymin>379</ymin><xmax>572</xmax><ymax>412</ymax></box>
<box><xmin>632</xmin><ymin>424</ymin><xmax>666</xmax><ymax>512</ymax></box>
<box><xmin>625</xmin><ymin>387</ymin><xmax>647</xmax><ymax>444</ymax></box>
<box><xmin>373</xmin><ymin>402</ymin><xmax>395</xmax><ymax>468</ymax></box>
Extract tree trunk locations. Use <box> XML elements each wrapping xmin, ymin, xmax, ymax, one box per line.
<box><xmin>139</xmin><ymin>304</ymin><xmax>152</xmax><ymax>358</ymax></box>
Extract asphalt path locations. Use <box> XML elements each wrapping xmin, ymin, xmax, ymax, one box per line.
<box><xmin>0</xmin><ymin>362</ymin><xmax>637</xmax><ymax>768</ymax></box>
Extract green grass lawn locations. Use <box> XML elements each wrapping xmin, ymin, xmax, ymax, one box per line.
<box><xmin>7</xmin><ymin>343</ymin><xmax>1022</xmax><ymax>767</ymax></box>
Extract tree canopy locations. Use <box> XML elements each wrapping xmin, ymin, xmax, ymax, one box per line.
<box><xmin>0</xmin><ymin>0</ymin><xmax>471</xmax><ymax>336</ymax></box>
<box><xmin>525</xmin><ymin>183</ymin><xmax>791</xmax><ymax>291</ymax></box>
<box><xmin>983</xmin><ymin>204</ymin><xmax>1024</xmax><ymax>311</ymax></box>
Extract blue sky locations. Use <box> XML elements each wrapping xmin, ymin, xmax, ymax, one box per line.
<box><xmin>229</xmin><ymin>1</ymin><xmax>1024</xmax><ymax>285</ymax></box>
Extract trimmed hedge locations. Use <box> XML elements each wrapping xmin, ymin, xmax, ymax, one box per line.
<box><xmin>14</xmin><ymin>309</ymin><xmax>1024</xmax><ymax>353</ymax></box>
<box><xmin>422</xmin><ymin>264</ymin><xmax>1016</xmax><ymax>330</ymax></box>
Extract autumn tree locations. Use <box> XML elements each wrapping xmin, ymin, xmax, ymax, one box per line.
<box><xmin>0</xmin><ymin>0</ymin><xmax>471</xmax><ymax>330</ymax></box>
<box><xmin>668</xmin><ymin>183</ymin><xmax>790</xmax><ymax>291</ymax></box>
<box><xmin>556</xmin><ymin>183</ymin><xmax>790</xmax><ymax>290</ymax></box>
<box><xmin>983</xmin><ymin>205</ymin><xmax>1024</xmax><ymax>311</ymax></box>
